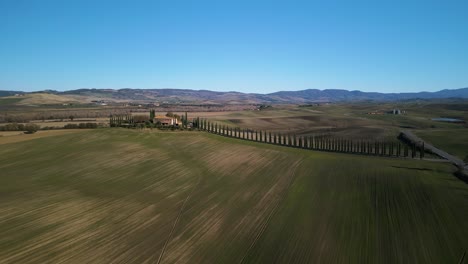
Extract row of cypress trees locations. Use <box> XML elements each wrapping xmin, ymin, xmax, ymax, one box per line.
<box><xmin>110</xmin><ymin>115</ymin><xmax>134</xmax><ymax>127</ymax></box>
<box><xmin>197</xmin><ymin>118</ymin><xmax>425</xmax><ymax>159</ymax></box>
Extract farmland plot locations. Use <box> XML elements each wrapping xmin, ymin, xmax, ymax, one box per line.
<box><xmin>0</xmin><ymin>129</ymin><xmax>467</xmax><ymax>263</ymax></box>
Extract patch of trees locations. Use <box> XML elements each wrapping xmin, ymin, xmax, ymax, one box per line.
<box><xmin>63</xmin><ymin>123</ymin><xmax>98</xmax><ymax>129</ymax></box>
<box><xmin>110</xmin><ymin>111</ymin><xmax>192</xmax><ymax>129</ymax></box>
<box><xmin>0</xmin><ymin>123</ymin><xmax>40</xmax><ymax>133</ymax></box>
<box><xmin>0</xmin><ymin>122</ymin><xmax>99</xmax><ymax>132</ymax></box>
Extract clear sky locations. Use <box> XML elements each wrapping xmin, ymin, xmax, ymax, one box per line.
<box><xmin>1</xmin><ymin>0</ymin><xmax>468</xmax><ymax>93</ymax></box>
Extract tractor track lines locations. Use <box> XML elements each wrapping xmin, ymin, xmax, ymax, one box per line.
<box><xmin>239</xmin><ymin>160</ymin><xmax>302</xmax><ymax>264</ymax></box>
<box><xmin>156</xmin><ymin>177</ymin><xmax>200</xmax><ymax>264</ymax></box>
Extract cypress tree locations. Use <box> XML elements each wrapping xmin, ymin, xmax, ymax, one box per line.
<box><xmin>420</xmin><ymin>142</ymin><xmax>425</xmax><ymax>159</ymax></box>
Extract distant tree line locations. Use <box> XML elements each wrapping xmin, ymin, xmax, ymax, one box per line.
<box><xmin>63</xmin><ymin>123</ymin><xmax>98</xmax><ymax>129</ymax></box>
<box><xmin>0</xmin><ymin>123</ymin><xmax>40</xmax><ymax>133</ymax></box>
<box><xmin>0</xmin><ymin>122</ymin><xmax>99</xmax><ymax>133</ymax></box>
<box><xmin>195</xmin><ymin>118</ymin><xmax>426</xmax><ymax>159</ymax></box>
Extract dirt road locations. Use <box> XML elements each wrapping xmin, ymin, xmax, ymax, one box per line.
<box><xmin>400</xmin><ymin>130</ymin><xmax>467</xmax><ymax>170</ymax></box>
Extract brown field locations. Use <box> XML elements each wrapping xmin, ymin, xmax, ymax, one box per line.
<box><xmin>15</xmin><ymin>93</ymin><xmax>79</xmax><ymax>105</ymax></box>
<box><xmin>26</xmin><ymin>117</ymin><xmax>110</xmax><ymax>128</ymax></box>
<box><xmin>0</xmin><ymin>129</ymin><xmax>90</xmax><ymax>145</ymax></box>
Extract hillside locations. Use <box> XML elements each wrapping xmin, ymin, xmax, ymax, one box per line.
<box><xmin>1</xmin><ymin>129</ymin><xmax>467</xmax><ymax>263</ymax></box>
<box><xmin>1</xmin><ymin>87</ymin><xmax>468</xmax><ymax>104</ymax></box>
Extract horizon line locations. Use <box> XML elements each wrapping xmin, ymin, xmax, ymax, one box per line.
<box><xmin>1</xmin><ymin>86</ymin><xmax>468</xmax><ymax>95</ymax></box>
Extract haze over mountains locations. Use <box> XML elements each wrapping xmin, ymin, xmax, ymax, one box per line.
<box><xmin>1</xmin><ymin>87</ymin><xmax>468</xmax><ymax>104</ymax></box>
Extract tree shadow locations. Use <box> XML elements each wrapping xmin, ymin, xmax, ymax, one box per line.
<box><xmin>391</xmin><ymin>165</ymin><xmax>433</xmax><ymax>171</ymax></box>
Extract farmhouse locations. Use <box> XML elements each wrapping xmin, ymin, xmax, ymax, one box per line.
<box><xmin>154</xmin><ymin>115</ymin><xmax>179</xmax><ymax>126</ymax></box>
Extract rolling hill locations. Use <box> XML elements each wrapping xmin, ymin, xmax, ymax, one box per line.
<box><xmin>1</xmin><ymin>129</ymin><xmax>467</xmax><ymax>263</ymax></box>
<box><xmin>1</xmin><ymin>87</ymin><xmax>468</xmax><ymax>104</ymax></box>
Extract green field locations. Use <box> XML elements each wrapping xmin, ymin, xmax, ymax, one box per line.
<box><xmin>415</xmin><ymin>128</ymin><xmax>468</xmax><ymax>161</ymax></box>
<box><xmin>1</xmin><ymin>129</ymin><xmax>468</xmax><ymax>263</ymax></box>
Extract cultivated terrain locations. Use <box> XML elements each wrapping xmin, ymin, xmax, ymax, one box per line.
<box><xmin>1</xmin><ymin>88</ymin><xmax>468</xmax><ymax>263</ymax></box>
<box><xmin>1</xmin><ymin>129</ymin><xmax>468</xmax><ymax>263</ymax></box>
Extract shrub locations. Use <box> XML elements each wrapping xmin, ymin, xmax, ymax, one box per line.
<box><xmin>0</xmin><ymin>123</ymin><xmax>25</xmax><ymax>131</ymax></box>
<box><xmin>24</xmin><ymin>124</ymin><xmax>40</xmax><ymax>134</ymax></box>
<box><xmin>64</xmin><ymin>124</ymin><xmax>79</xmax><ymax>129</ymax></box>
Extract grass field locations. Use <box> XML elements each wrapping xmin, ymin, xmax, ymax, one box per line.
<box><xmin>414</xmin><ymin>128</ymin><xmax>468</xmax><ymax>162</ymax></box>
<box><xmin>1</xmin><ymin>129</ymin><xmax>467</xmax><ymax>263</ymax></box>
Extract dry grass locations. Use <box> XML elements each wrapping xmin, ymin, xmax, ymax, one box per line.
<box><xmin>15</xmin><ymin>93</ymin><xmax>78</xmax><ymax>105</ymax></box>
<box><xmin>0</xmin><ymin>129</ymin><xmax>90</xmax><ymax>145</ymax></box>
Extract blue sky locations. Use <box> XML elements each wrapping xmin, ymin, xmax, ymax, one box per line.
<box><xmin>1</xmin><ymin>0</ymin><xmax>467</xmax><ymax>93</ymax></box>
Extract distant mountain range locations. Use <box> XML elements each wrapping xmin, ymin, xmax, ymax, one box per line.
<box><xmin>1</xmin><ymin>87</ymin><xmax>468</xmax><ymax>104</ymax></box>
